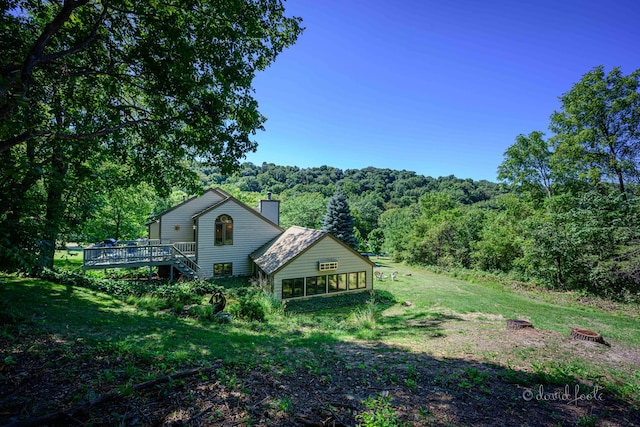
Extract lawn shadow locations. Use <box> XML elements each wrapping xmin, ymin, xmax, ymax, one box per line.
<box><xmin>1</xmin><ymin>276</ymin><xmax>638</xmax><ymax>426</ymax></box>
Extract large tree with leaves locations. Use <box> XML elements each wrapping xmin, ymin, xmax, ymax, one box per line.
<box><xmin>550</xmin><ymin>66</ymin><xmax>640</xmax><ymax>198</ymax></box>
<box><xmin>497</xmin><ymin>131</ymin><xmax>555</xmax><ymax>199</ymax></box>
<box><xmin>321</xmin><ymin>186</ymin><xmax>357</xmax><ymax>249</ymax></box>
<box><xmin>0</xmin><ymin>0</ymin><xmax>302</xmax><ymax>271</ymax></box>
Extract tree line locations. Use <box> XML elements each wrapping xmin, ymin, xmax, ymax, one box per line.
<box><xmin>383</xmin><ymin>66</ymin><xmax>640</xmax><ymax>299</ymax></box>
<box><xmin>1</xmin><ymin>4</ymin><xmax>638</xmax><ymax>298</ymax></box>
<box><xmin>200</xmin><ymin>66</ymin><xmax>640</xmax><ymax>299</ymax></box>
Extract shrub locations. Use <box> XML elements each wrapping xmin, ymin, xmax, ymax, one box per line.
<box><xmin>234</xmin><ymin>295</ymin><xmax>266</xmax><ymax>322</ymax></box>
<box><xmin>228</xmin><ymin>287</ymin><xmax>278</xmax><ymax>322</ymax></box>
<box><xmin>37</xmin><ymin>268</ymin><xmax>231</xmax><ymax>307</ymax></box>
<box><xmin>348</xmin><ymin>297</ymin><xmax>377</xmax><ymax>329</ymax></box>
<box><xmin>357</xmin><ymin>391</ymin><xmax>403</xmax><ymax>427</ymax></box>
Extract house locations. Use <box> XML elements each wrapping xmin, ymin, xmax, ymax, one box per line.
<box><xmin>251</xmin><ymin>226</ymin><xmax>373</xmax><ymax>299</ymax></box>
<box><xmin>84</xmin><ymin>188</ymin><xmax>374</xmax><ymax>301</ymax></box>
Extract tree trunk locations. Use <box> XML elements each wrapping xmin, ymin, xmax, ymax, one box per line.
<box><xmin>554</xmin><ymin>256</ymin><xmax>564</xmax><ymax>289</ymax></box>
<box><xmin>607</xmin><ymin>137</ymin><xmax>627</xmax><ymax>200</ymax></box>
<box><xmin>39</xmin><ymin>143</ymin><xmax>69</xmax><ymax>270</ymax></box>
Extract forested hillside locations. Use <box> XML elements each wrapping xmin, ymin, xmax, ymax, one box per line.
<box><xmin>197</xmin><ymin>151</ymin><xmax>640</xmax><ymax>300</ymax></box>
<box><xmin>195</xmin><ymin>161</ymin><xmax>506</xmax><ymax>251</ymax></box>
<box><xmin>190</xmin><ymin>67</ymin><xmax>640</xmax><ymax>300</ymax></box>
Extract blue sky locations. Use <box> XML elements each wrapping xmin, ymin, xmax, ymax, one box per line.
<box><xmin>246</xmin><ymin>0</ymin><xmax>640</xmax><ymax>181</ymax></box>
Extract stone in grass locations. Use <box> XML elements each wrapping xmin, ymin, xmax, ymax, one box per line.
<box><xmin>215</xmin><ymin>312</ymin><xmax>233</xmax><ymax>324</ymax></box>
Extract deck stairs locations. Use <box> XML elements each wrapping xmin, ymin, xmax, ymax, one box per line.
<box><xmin>171</xmin><ymin>247</ymin><xmax>201</xmax><ymax>280</ymax></box>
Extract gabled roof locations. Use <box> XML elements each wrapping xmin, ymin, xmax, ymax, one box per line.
<box><xmin>151</xmin><ymin>188</ymin><xmax>227</xmax><ymax>220</ymax></box>
<box><xmin>250</xmin><ymin>226</ymin><xmax>374</xmax><ymax>275</ymax></box>
<box><xmin>192</xmin><ymin>191</ymin><xmax>283</xmax><ymax>231</ymax></box>
<box><xmin>250</xmin><ymin>226</ymin><xmax>326</xmax><ymax>275</ymax></box>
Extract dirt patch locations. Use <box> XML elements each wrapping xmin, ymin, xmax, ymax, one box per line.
<box><xmin>2</xmin><ymin>332</ymin><xmax>639</xmax><ymax>426</ymax></box>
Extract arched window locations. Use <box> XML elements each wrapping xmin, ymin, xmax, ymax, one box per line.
<box><xmin>215</xmin><ymin>215</ymin><xmax>233</xmax><ymax>246</ymax></box>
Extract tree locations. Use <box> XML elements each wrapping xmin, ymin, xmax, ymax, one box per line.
<box><xmin>0</xmin><ymin>1</ymin><xmax>303</xmax><ymax>271</ymax></box>
<box><xmin>78</xmin><ymin>181</ymin><xmax>155</xmax><ymax>242</ymax></box>
<box><xmin>408</xmin><ymin>193</ymin><xmax>484</xmax><ymax>268</ymax></box>
<box><xmin>321</xmin><ymin>187</ymin><xmax>357</xmax><ymax>249</ymax></box>
<box><xmin>550</xmin><ymin>66</ymin><xmax>640</xmax><ymax>198</ymax></box>
<box><xmin>497</xmin><ymin>131</ymin><xmax>555</xmax><ymax>199</ymax></box>
<box><xmin>280</xmin><ymin>192</ymin><xmax>326</xmax><ymax>229</ymax></box>
<box><xmin>350</xmin><ymin>192</ymin><xmax>384</xmax><ymax>242</ymax></box>
<box><xmin>472</xmin><ymin>194</ymin><xmax>529</xmax><ymax>272</ymax></box>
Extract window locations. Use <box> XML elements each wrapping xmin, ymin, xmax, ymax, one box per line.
<box><xmin>318</xmin><ymin>261</ymin><xmax>338</xmax><ymax>271</ymax></box>
<box><xmin>215</xmin><ymin>215</ymin><xmax>233</xmax><ymax>245</ymax></box>
<box><xmin>282</xmin><ymin>278</ymin><xmax>304</xmax><ymax>299</ymax></box>
<box><xmin>349</xmin><ymin>271</ymin><xmax>367</xmax><ymax>289</ymax></box>
<box><xmin>306</xmin><ymin>275</ymin><xmax>326</xmax><ymax>296</ymax></box>
<box><xmin>328</xmin><ymin>273</ymin><xmax>347</xmax><ymax>293</ymax></box>
<box><xmin>213</xmin><ymin>263</ymin><xmax>232</xmax><ymax>276</ymax></box>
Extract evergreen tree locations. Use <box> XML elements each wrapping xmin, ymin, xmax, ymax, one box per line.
<box><xmin>321</xmin><ymin>187</ymin><xmax>358</xmax><ymax>249</ymax></box>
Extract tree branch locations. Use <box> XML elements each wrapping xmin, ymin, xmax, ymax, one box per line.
<box><xmin>22</xmin><ymin>0</ymin><xmax>90</xmax><ymax>86</ymax></box>
<box><xmin>0</xmin><ymin>0</ymin><xmax>92</xmax><ymax>122</ymax></box>
<box><xmin>37</xmin><ymin>6</ymin><xmax>108</xmax><ymax>66</ymax></box>
<box><xmin>0</xmin><ymin>130</ymin><xmax>50</xmax><ymax>153</ymax></box>
<box><xmin>0</xmin><ymin>117</ymin><xmax>176</xmax><ymax>153</ymax></box>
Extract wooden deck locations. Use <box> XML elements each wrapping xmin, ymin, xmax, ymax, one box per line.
<box><xmin>83</xmin><ymin>241</ymin><xmax>198</xmax><ymax>274</ymax></box>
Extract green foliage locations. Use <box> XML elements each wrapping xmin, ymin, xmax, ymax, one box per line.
<box><xmin>77</xmin><ymin>177</ymin><xmax>155</xmax><ymax>242</ymax></box>
<box><xmin>0</xmin><ymin>1</ymin><xmax>303</xmax><ymax>272</ymax></box>
<box><xmin>498</xmin><ymin>131</ymin><xmax>555</xmax><ymax>199</ymax></box>
<box><xmin>347</xmin><ymin>296</ymin><xmax>377</xmax><ymax>330</ymax></box>
<box><xmin>357</xmin><ymin>392</ymin><xmax>404</xmax><ymax>427</ymax></box>
<box><xmin>321</xmin><ymin>186</ymin><xmax>358</xmax><ymax>248</ymax></box>
<box><xmin>280</xmin><ymin>192</ymin><xmax>327</xmax><ymax>229</ymax></box>
<box><xmin>550</xmin><ymin>66</ymin><xmax>640</xmax><ymax>196</ymax></box>
<box><xmin>38</xmin><ymin>268</ymin><xmax>224</xmax><ymax>305</ymax></box>
<box><xmin>377</xmin><ymin>207</ymin><xmax>419</xmax><ymax>260</ymax></box>
<box><xmin>228</xmin><ymin>287</ymin><xmax>274</xmax><ymax>322</ymax></box>
<box><xmin>407</xmin><ymin>192</ymin><xmax>486</xmax><ymax>268</ymax></box>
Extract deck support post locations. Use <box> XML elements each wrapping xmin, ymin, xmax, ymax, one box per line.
<box><xmin>149</xmin><ymin>266</ymin><xmax>152</xmax><ymax>281</ymax></box>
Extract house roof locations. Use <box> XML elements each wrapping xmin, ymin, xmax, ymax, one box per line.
<box><xmin>250</xmin><ymin>226</ymin><xmax>374</xmax><ymax>275</ymax></box>
<box><xmin>147</xmin><ymin>187</ymin><xmax>282</xmax><ymax>231</ymax></box>
<box><xmin>250</xmin><ymin>226</ymin><xmax>327</xmax><ymax>275</ymax></box>
<box><xmin>192</xmin><ymin>191</ymin><xmax>283</xmax><ymax>231</ymax></box>
<box><xmin>150</xmin><ymin>188</ymin><xmax>227</xmax><ymax>221</ymax></box>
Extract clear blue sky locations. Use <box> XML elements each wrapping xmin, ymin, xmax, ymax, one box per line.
<box><xmin>246</xmin><ymin>0</ymin><xmax>640</xmax><ymax>181</ymax></box>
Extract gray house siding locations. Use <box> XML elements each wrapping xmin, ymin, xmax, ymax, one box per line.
<box><xmin>272</xmin><ymin>236</ymin><xmax>373</xmax><ymax>301</ymax></box>
<box><xmin>158</xmin><ymin>190</ymin><xmax>225</xmax><ymax>243</ymax></box>
<box><xmin>196</xmin><ymin>201</ymin><xmax>282</xmax><ymax>277</ymax></box>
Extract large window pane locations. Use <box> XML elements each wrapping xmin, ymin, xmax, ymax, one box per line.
<box><xmin>306</xmin><ymin>275</ymin><xmax>326</xmax><ymax>295</ymax></box>
<box><xmin>358</xmin><ymin>271</ymin><xmax>367</xmax><ymax>289</ymax></box>
<box><xmin>337</xmin><ymin>273</ymin><xmax>347</xmax><ymax>291</ymax></box>
<box><xmin>328</xmin><ymin>274</ymin><xmax>339</xmax><ymax>293</ymax></box>
<box><xmin>348</xmin><ymin>272</ymin><xmax>358</xmax><ymax>290</ymax></box>
<box><xmin>215</xmin><ymin>215</ymin><xmax>233</xmax><ymax>246</ymax></box>
<box><xmin>282</xmin><ymin>277</ymin><xmax>304</xmax><ymax>299</ymax></box>
<box><xmin>349</xmin><ymin>271</ymin><xmax>366</xmax><ymax>289</ymax></box>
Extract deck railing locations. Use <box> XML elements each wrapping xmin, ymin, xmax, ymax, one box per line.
<box><xmin>83</xmin><ymin>242</ymin><xmax>199</xmax><ymax>275</ymax></box>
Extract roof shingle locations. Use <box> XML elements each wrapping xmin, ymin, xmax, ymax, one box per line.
<box><xmin>250</xmin><ymin>226</ymin><xmax>326</xmax><ymax>275</ymax></box>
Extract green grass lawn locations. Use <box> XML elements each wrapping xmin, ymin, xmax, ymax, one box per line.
<box><xmin>371</xmin><ymin>258</ymin><xmax>640</xmax><ymax>345</ymax></box>
<box><xmin>1</xmin><ymin>257</ymin><xmax>639</xmax><ymax>425</ymax></box>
